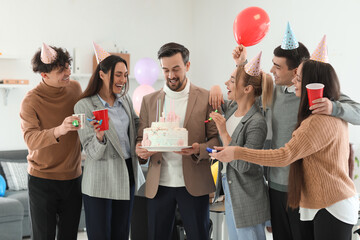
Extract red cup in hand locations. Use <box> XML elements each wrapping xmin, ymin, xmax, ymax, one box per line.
<box><xmin>306</xmin><ymin>83</ymin><xmax>324</xmax><ymax>107</ymax></box>
<box><xmin>92</xmin><ymin>109</ymin><xmax>109</xmax><ymax>131</ymax></box>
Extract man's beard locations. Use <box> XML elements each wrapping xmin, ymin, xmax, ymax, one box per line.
<box><xmin>167</xmin><ymin>75</ymin><xmax>186</xmax><ymax>91</ymax></box>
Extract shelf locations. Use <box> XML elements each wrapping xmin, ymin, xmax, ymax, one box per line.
<box><xmin>0</xmin><ymin>55</ymin><xmax>21</xmax><ymax>60</ymax></box>
<box><xmin>71</xmin><ymin>73</ymin><xmax>92</xmax><ymax>80</ymax></box>
<box><xmin>129</xmin><ymin>76</ymin><xmax>166</xmax><ymax>82</ymax></box>
<box><xmin>71</xmin><ymin>74</ymin><xmax>165</xmax><ymax>82</ymax></box>
<box><xmin>0</xmin><ymin>85</ymin><xmax>29</xmax><ymax>105</ymax></box>
<box><xmin>0</xmin><ymin>85</ymin><xmax>29</xmax><ymax>89</ymax></box>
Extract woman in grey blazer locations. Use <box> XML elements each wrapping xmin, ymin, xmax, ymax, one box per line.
<box><xmin>209</xmin><ymin>50</ymin><xmax>273</xmax><ymax>240</ymax></box>
<box><xmin>74</xmin><ymin>55</ymin><xmax>144</xmax><ymax>240</ymax></box>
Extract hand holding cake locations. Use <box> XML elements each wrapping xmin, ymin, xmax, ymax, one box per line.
<box><xmin>174</xmin><ymin>142</ymin><xmax>200</xmax><ymax>155</ymax></box>
<box><xmin>136</xmin><ymin>142</ymin><xmax>158</xmax><ymax>159</ymax></box>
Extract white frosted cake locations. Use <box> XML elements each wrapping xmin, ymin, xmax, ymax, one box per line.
<box><xmin>142</xmin><ymin>113</ymin><xmax>188</xmax><ymax>147</ymax></box>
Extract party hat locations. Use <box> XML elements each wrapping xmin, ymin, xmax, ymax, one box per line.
<box><xmin>93</xmin><ymin>42</ymin><xmax>110</xmax><ymax>64</ymax></box>
<box><xmin>244</xmin><ymin>51</ymin><xmax>262</xmax><ymax>76</ymax></box>
<box><xmin>310</xmin><ymin>35</ymin><xmax>329</xmax><ymax>63</ymax></box>
<box><xmin>281</xmin><ymin>22</ymin><xmax>299</xmax><ymax>50</ymax></box>
<box><xmin>40</xmin><ymin>43</ymin><xmax>57</xmax><ymax>64</ymax></box>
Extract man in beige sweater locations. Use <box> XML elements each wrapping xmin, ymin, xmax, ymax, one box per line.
<box><xmin>20</xmin><ymin>43</ymin><xmax>82</xmax><ymax>240</ymax></box>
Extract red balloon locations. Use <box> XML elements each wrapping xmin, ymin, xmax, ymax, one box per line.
<box><xmin>233</xmin><ymin>7</ymin><xmax>270</xmax><ymax>47</ymax></box>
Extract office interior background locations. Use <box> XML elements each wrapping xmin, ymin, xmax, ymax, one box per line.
<box><xmin>1</xmin><ymin>0</ymin><xmax>359</xmax><ymax>184</ymax></box>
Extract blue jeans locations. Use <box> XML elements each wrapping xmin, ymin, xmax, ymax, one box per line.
<box><xmin>222</xmin><ymin>173</ymin><xmax>266</xmax><ymax>240</ymax></box>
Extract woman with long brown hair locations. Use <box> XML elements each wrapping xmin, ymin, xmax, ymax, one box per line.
<box><xmin>210</xmin><ymin>59</ymin><xmax>359</xmax><ymax>240</ymax></box>
<box><xmin>74</xmin><ymin>52</ymin><xmax>144</xmax><ymax>240</ymax></box>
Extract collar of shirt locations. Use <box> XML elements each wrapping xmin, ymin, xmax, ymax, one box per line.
<box><xmin>97</xmin><ymin>94</ymin><xmax>123</xmax><ymax>108</ymax></box>
<box><xmin>284</xmin><ymin>84</ymin><xmax>296</xmax><ymax>94</ymax></box>
<box><xmin>163</xmin><ymin>78</ymin><xmax>190</xmax><ymax>99</ymax></box>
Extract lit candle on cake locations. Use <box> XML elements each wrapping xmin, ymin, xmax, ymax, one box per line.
<box><xmin>156</xmin><ymin>99</ymin><xmax>159</xmax><ymax>122</ymax></box>
<box><xmin>159</xmin><ymin>99</ymin><xmax>162</xmax><ymax>122</ymax></box>
<box><xmin>160</xmin><ymin>111</ymin><xmax>165</xmax><ymax>122</ymax></box>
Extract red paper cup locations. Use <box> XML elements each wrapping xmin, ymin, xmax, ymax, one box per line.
<box><xmin>306</xmin><ymin>83</ymin><xmax>324</xmax><ymax>106</ymax></box>
<box><xmin>92</xmin><ymin>109</ymin><xmax>109</xmax><ymax>131</ymax></box>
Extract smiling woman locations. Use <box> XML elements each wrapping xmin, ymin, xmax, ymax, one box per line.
<box><xmin>207</xmin><ymin>48</ymin><xmax>273</xmax><ymax>240</ymax></box>
<box><xmin>74</xmin><ymin>45</ymin><xmax>145</xmax><ymax>240</ymax></box>
<box><xmin>79</xmin><ymin>54</ymin><xmax>130</xmax><ymax>104</ymax></box>
<box><xmin>99</xmin><ymin>60</ymin><xmax>128</xmax><ymax>99</ymax></box>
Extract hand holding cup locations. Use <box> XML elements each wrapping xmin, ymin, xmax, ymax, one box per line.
<box><xmin>88</xmin><ymin>117</ymin><xmax>105</xmax><ymax>142</ymax></box>
<box><xmin>92</xmin><ymin>109</ymin><xmax>109</xmax><ymax>131</ymax></box>
<box><xmin>306</xmin><ymin>83</ymin><xmax>324</xmax><ymax>107</ymax></box>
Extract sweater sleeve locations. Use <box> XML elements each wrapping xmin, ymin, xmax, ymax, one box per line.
<box><xmin>331</xmin><ymin>93</ymin><xmax>360</xmax><ymax>125</ymax></box>
<box><xmin>234</xmin><ymin>115</ymin><xmax>336</xmax><ymax>167</ymax></box>
<box><xmin>20</xmin><ymin>95</ymin><xmax>59</xmax><ymax>151</ymax></box>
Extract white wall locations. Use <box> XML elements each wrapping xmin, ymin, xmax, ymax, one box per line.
<box><xmin>1</xmin><ymin>0</ymin><xmax>359</xmax><ymax>150</ymax></box>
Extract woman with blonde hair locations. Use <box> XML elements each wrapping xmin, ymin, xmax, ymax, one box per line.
<box><xmin>209</xmin><ymin>45</ymin><xmax>273</xmax><ymax>240</ymax></box>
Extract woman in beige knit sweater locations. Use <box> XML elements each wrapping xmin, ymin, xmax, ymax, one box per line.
<box><xmin>210</xmin><ymin>59</ymin><xmax>359</xmax><ymax>240</ymax></box>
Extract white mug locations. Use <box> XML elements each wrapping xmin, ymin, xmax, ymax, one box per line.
<box><xmin>72</xmin><ymin>113</ymin><xmax>85</xmax><ymax>129</ymax></box>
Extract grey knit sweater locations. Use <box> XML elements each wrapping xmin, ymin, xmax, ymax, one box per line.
<box><xmin>267</xmin><ymin>86</ymin><xmax>299</xmax><ymax>191</ymax></box>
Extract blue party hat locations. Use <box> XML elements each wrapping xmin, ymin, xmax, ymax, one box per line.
<box><xmin>281</xmin><ymin>22</ymin><xmax>299</xmax><ymax>50</ymax></box>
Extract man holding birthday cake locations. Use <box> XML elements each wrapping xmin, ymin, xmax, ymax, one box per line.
<box><xmin>136</xmin><ymin>42</ymin><xmax>219</xmax><ymax>240</ymax></box>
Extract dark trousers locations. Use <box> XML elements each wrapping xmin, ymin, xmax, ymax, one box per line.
<box><xmin>83</xmin><ymin>158</ymin><xmax>135</xmax><ymax>240</ymax></box>
<box><xmin>28</xmin><ymin>174</ymin><xmax>82</xmax><ymax>240</ymax></box>
<box><xmin>300</xmin><ymin>208</ymin><xmax>353</xmax><ymax>240</ymax></box>
<box><xmin>269</xmin><ymin>188</ymin><xmax>303</xmax><ymax>240</ymax></box>
<box><xmin>147</xmin><ymin>186</ymin><xmax>209</xmax><ymax>240</ymax></box>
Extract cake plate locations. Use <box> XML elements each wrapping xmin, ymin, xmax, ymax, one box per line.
<box><xmin>141</xmin><ymin>146</ymin><xmax>192</xmax><ymax>152</ymax></box>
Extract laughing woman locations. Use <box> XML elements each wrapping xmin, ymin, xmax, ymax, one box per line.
<box><xmin>210</xmin><ymin>59</ymin><xmax>359</xmax><ymax>240</ymax></box>
<box><xmin>209</xmin><ymin>48</ymin><xmax>273</xmax><ymax>240</ymax></box>
<box><xmin>74</xmin><ymin>54</ymin><xmax>144</xmax><ymax>240</ymax></box>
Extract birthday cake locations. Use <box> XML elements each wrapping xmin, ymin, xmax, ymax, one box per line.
<box><xmin>142</xmin><ymin>112</ymin><xmax>188</xmax><ymax>147</ymax></box>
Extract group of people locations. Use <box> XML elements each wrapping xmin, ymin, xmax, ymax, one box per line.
<box><xmin>19</xmin><ymin>22</ymin><xmax>360</xmax><ymax>240</ymax></box>
<box><xmin>208</xmin><ymin>25</ymin><xmax>360</xmax><ymax>240</ymax></box>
